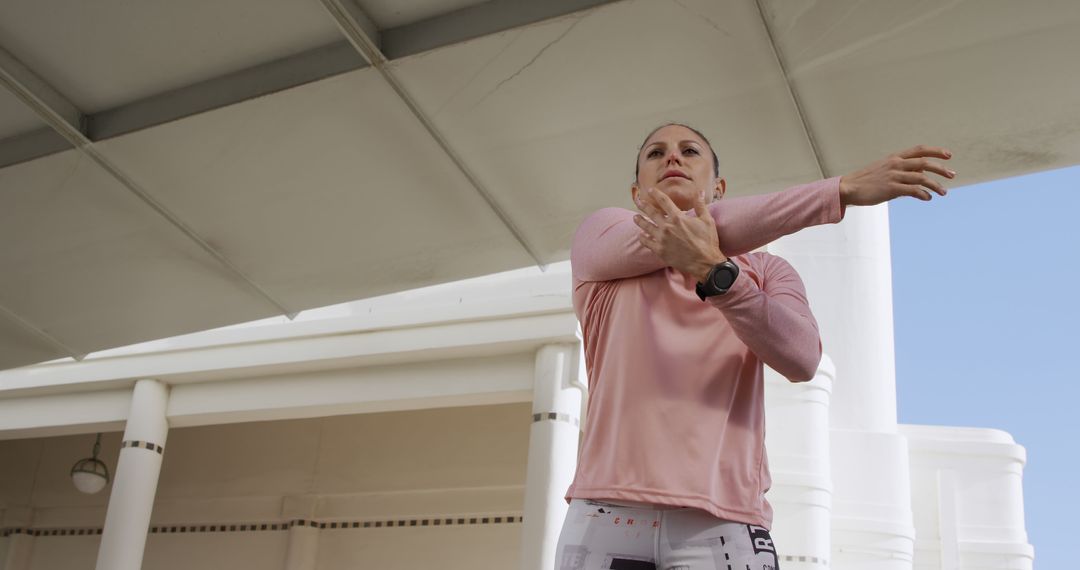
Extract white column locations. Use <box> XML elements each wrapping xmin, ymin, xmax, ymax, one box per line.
<box><xmin>282</xmin><ymin>496</ymin><xmax>319</xmax><ymax>570</ymax></box>
<box><xmin>284</xmin><ymin>525</ymin><xmax>319</xmax><ymax>570</ymax></box>
<box><xmin>2</xmin><ymin>507</ymin><xmax>34</xmax><ymax>570</ymax></box>
<box><xmin>519</xmin><ymin>343</ymin><xmax>585</xmax><ymax>570</ymax></box>
<box><xmin>764</xmin><ymin>355</ymin><xmax>834</xmax><ymax>570</ymax></box>
<box><xmin>95</xmin><ymin>379</ymin><xmax>170</xmax><ymax>570</ymax></box>
<box><xmin>770</xmin><ymin>204</ymin><xmax>915</xmax><ymax>569</ymax></box>
<box><xmin>769</xmin><ymin>204</ymin><xmax>897</xmax><ymax>432</ymax></box>
<box><xmin>901</xmin><ymin>425</ymin><xmax>1034</xmax><ymax>570</ymax></box>
<box><xmin>829</xmin><ymin>429</ymin><xmax>914</xmax><ymax>569</ymax></box>
<box><xmin>2</xmin><ymin>532</ymin><xmax>34</xmax><ymax>570</ymax></box>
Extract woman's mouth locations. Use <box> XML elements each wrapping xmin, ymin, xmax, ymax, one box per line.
<box><xmin>661</xmin><ymin>170</ymin><xmax>690</xmax><ymax>181</ymax></box>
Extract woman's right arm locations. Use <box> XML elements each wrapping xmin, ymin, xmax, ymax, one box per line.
<box><xmin>571</xmin><ymin>177</ymin><xmax>844</xmax><ymax>282</ymax></box>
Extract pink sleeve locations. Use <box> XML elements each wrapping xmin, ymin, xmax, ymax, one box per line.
<box><xmin>570</xmin><ymin>177</ymin><xmax>845</xmax><ymax>283</ymax></box>
<box><xmin>706</xmin><ymin>254</ymin><xmax>822</xmax><ymax>382</ymax></box>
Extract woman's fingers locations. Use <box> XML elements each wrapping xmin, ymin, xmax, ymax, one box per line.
<box><xmin>900</xmin><ymin>184</ymin><xmax>933</xmax><ymax>201</ymax></box>
<box><xmin>901</xmin><ymin>157</ymin><xmax>956</xmax><ymax>179</ymax></box>
<box><xmin>896</xmin><ymin>171</ymin><xmax>947</xmax><ymax>196</ymax></box>
<box><xmin>635</xmin><ymin>192</ymin><xmax>665</xmax><ymax>222</ymax></box>
<box><xmin>633</xmin><ymin>214</ymin><xmax>658</xmax><ymax>235</ymax></box>
<box><xmin>897</xmin><ymin>145</ymin><xmax>952</xmax><ymax>160</ymax></box>
<box><xmin>637</xmin><ymin>230</ymin><xmax>658</xmax><ymax>252</ymax></box>
<box><xmin>648</xmin><ymin>188</ymin><xmax>682</xmax><ymax>218</ymax></box>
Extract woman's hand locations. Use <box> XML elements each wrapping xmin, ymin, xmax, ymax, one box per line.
<box><xmin>633</xmin><ymin>188</ymin><xmax>726</xmax><ymax>283</ymax></box>
<box><xmin>840</xmin><ymin>145</ymin><xmax>956</xmax><ymax>206</ymax></box>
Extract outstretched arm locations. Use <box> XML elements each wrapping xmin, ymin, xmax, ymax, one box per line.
<box><xmin>571</xmin><ymin>144</ymin><xmax>954</xmax><ymax>283</ymax></box>
<box><xmin>571</xmin><ymin>177</ymin><xmax>843</xmax><ymax>283</ymax></box>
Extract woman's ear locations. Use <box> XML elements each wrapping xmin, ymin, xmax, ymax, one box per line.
<box><xmin>630</xmin><ymin>184</ymin><xmax>641</xmax><ymax>207</ymax></box>
<box><xmin>713</xmin><ymin>178</ymin><xmax>727</xmax><ymax>201</ymax></box>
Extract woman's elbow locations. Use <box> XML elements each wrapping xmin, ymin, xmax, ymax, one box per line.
<box><xmin>785</xmin><ymin>341</ymin><xmax>822</xmax><ymax>383</ymax></box>
<box><xmin>784</xmin><ymin>366</ymin><xmax>815</xmax><ymax>383</ymax></box>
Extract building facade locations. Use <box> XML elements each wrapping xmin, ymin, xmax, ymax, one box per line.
<box><xmin>0</xmin><ymin>210</ymin><xmax>1033</xmax><ymax>569</ymax></box>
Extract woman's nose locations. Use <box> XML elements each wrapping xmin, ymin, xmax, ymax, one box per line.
<box><xmin>665</xmin><ymin>150</ymin><xmax>683</xmax><ymax>165</ymax></box>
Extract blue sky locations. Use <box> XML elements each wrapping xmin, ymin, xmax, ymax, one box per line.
<box><xmin>890</xmin><ymin>164</ymin><xmax>1080</xmax><ymax>569</ymax></box>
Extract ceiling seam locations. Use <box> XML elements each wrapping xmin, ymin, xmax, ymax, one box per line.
<box><xmin>753</xmin><ymin>0</ymin><xmax>829</xmax><ymax>179</ymax></box>
<box><xmin>0</xmin><ymin>1</ymin><xmax>626</xmax><ymax>170</ymax></box>
<box><xmin>319</xmin><ymin>0</ymin><xmax>548</xmax><ymax>271</ymax></box>
<box><xmin>0</xmin><ymin>46</ymin><xmax>83</xmax><ymax>134</ymax></box>
<box><xmin>0</xmin><ymin>45</ymin><xmax>297</xmax><ymax>319</ymax></box>
<box><xmin>0</xmin><ymin>302</ymin><xmax>84</xmax><ymax>361</ymax></box>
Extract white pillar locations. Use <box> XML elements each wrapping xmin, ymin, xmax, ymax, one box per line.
<box><xmin>2</xmin><ymin>507</ymin><xmax>34</xmax><ymax>570</ymax></box>
<box><xmin>284</xmin><ymin>525</ymin><xmax>319</xmax><ymax>570</ymax></box>
<box><xmin>95</xmin><ymin>379</ymin><xmax>170</xmax><ymax>570</ymax></box>
<box><xmin>764</xmin><ymin>355</ymin><xmax>834</xmax><ymax>570</ymax></box>
<box><xmin>519</xmin><ymin>343</ymin><xmax>584</xmax><ymax>570</ymax></box>
<box><xmin>769</xmin><ymin>204</ymin><xmax>897</xmax><ymax>432</ymax></box>
<box><xmin>829</xmin><ymin>429</ymin><xmax>915</xmax><ymax>569</ymax></box>
<box><xmin>2</xmin><ymin>532</ymin><xmax>33</xmax><ymax>570</ymax></box>
<box><xmin>770</xmin><ymin>205</ymin><xmax>915</xmax><ymax>569</ymax></box>
<box><xmin>901</xmin><ymin>425</ymin><xmax>1034</xmax><ymax>570</ymax></box>
<box><xmin>282</xmin><ymin>496</ymin><xmax>319</xmax><ymax>570</ymax></box>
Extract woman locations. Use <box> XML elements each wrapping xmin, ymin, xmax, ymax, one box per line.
<box><xmin>556</xmin><ymin>123</ymin><xmax>953</xmax><ymax>570</ymax></box>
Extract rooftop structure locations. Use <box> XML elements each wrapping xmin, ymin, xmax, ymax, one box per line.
<box><xmin>2</xmin><ymin>0</ymin><xmax>1068</xmax><ymax>568</ymax></box>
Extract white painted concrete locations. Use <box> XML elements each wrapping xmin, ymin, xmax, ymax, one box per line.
<box><xmin>769</xmin><ymin>205</ymin><xmax>898</xmax><ymax>432</ymax></box>
<box><xmin>902</xmin><ymin>425</ymin><xmax>1033</xmax><ymax>570</ymax></box>
<box><xmin>765</xmin><ymin>355</ymin><xmax>834</xmax><ymax>569</ymax></box>
<box><xmin>770</xmin><ymin>206</ymin><xmax>918</xmax><ymax>569</ymax></box>
<box><xmin>95</xmin><ymin>379</ymin><xmax>170</xmax><ymax>570</ymax></box>
<box><xmin>0</xmin><ymin>260</ymin><xmax>1033</xmax><ymax>570</ymax></box>
<box><xmin>519</xmin><ymin>343</ymin><xmax>584</xmax><ymax>570</ymax></box>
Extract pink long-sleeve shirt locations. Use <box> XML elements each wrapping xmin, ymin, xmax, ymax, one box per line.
<box><xmin>564</xmin><ymin>177</ymin><xmax>845</xmax><ymax>528</ymax></box>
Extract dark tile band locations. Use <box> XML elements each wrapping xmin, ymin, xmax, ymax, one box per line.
<box><xmin>121</xmin><ymin>440</ymin><xmax>164</xmax><ymax>454</ymax></box>
<box><xmin>0</xmin><ymin>514</ymin><xmax>523</xmax><ymax>537</ymax></box>
<box><xmin>532</xmin><ymin>412</ymin><xmax>580</xmax><ymax>427</ymax></box>
<box><xmin>0</xmin><ymin>528</ymin><xmax>102</xmax><ymax>537</ymax></box>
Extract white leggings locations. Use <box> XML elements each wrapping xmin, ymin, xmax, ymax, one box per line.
<box><xmin>555</xmin><ymin>499</ymin><xmax>779</xmax><ymax>570</ymax></box>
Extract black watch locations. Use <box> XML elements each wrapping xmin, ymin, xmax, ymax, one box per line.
<box><xmin>695</xmin><ymin>259</ymin><xmax>740</xmax><ymax>300</ymax></box>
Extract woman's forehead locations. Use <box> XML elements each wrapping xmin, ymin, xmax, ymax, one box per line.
<box><xmin>642</xmin><ymin>125</ymin><xmax>706</xmax><ymax>149</ymax></box>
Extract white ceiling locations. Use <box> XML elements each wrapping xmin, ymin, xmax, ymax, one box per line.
<box><xmin>0</xmin><ymin>85</ymin><xmax>43</xmax><ymax>137</ymax></box>
<box><xmin>361</xmin><ymin>0</ymin><xmax>492</xmax><ymax>28</ymax></box>
<box><xmin>0</xmin><ymin>0</ymin><xmax>344</xmax><ymax>112</ymax></box>
<box><xmin>2</xmin><ymin>0</ymin><xmax>1079</xmax><ymax>371</ymax></box>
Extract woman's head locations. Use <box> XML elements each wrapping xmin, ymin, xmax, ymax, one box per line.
<box><xmin>632</xmin><ymin>123</ymin><xmax>725</xmax><ymax>212</ymax></box>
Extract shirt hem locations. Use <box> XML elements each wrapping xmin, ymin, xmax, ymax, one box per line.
<box><xmin>565</xmin><ymin>486</ymin><xmax>770</xmax><ymax>529</ymax></box>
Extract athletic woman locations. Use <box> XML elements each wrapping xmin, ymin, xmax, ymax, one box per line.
<box><xmin>556</xmin><ymin>123</ymin><xmax>953</xmax><ymax>570</ymax></box>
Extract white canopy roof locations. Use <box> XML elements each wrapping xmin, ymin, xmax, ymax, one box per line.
<box><xmin>2</xmin><ymin>0</ymin><xmax>1078</xmax><ymax>370</ymax></box>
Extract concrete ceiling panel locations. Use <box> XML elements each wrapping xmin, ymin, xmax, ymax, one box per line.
<box><xmin>0</xmin><ymin>149</ymin><xmax>275</xmax><ymax>362</ymax></box>
<box><xmin>0</xmin><ymin>86</ymin><xmax>46</xmax><ymax>140</ymax></box>
<box><xmin>2</xmin><ymin>0</ymin><xmax>1080</xmax><ymax>372</ymax></box>
<box><xmin>359</xmin><ymin>0</ymin><xmax>493</xmax><ymax>29</ymax></box>
<box><xmin>95</xmin><ymin>68</ymin><xmax>535</xmax><ymax>312</ymax></box>
<box><xmin>391</xmin><ymin>0</ymin><xmax>824</xmax><ymax>263</ymax></box>
<box><xmin>0</xmin><ymin>0</ymin><xmax>344</xmax><ymax>113</ymax></box>
<box><xmin>763</xmin><ymin>0</ymin><xmax>1080</xmax><ymax>181</ymax></box>
<box><xmin>0</xmin><ymin>311</ymin><xmax>66</xmax><ymax>369</ymax></box>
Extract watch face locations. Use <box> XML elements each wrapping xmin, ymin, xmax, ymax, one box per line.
<box><xmin>711</xmin><ymin>266</ymin><xmax>736</xmax><ymax>290</ymax></box>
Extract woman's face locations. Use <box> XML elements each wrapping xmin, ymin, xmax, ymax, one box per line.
<box><xmin>633</xmin><ymin>124</ymin><xmax>724</xmax><ymax>212</ymax></box>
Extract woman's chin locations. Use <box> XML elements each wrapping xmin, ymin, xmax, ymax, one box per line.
<box><xmin>665</xmin><ymin>193</ymin><xmax>696</xmax><ymax>211</ymax></box>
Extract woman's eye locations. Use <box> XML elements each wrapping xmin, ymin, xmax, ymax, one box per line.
<box><xmin>647</xmin><ymin>150</ymin><xmax>662</xmax><ymax>158</ymax></box>
<box><xmin>683</xmin><ymin>147</ymin><xmax>700</xmax><ymax>155</ymax></box>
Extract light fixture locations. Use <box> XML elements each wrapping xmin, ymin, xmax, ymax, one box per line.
<box><xmin>71</xmin><ymin>433</ymin><xmax>110</xmax><ymax>494</ymax></box>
